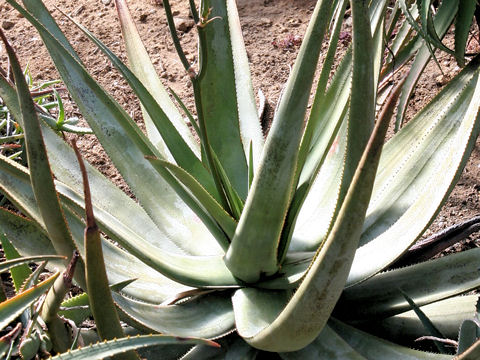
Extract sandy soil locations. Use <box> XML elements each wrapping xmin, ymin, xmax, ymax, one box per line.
<box><xmin>1</xmin><ymin>0</ymin><xmax>480</xmax><ymax>250</ymax></box>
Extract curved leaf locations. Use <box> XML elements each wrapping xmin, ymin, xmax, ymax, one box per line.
<box><xmin>365</xmin><ymin>295</ymin><xmax>478</xmax><ymax>342</ymax></box>
<box><xmin>114</xmin><ymin>0</ymin><xmax>199</xmax><ymax>157</ymax></box>
<box><xmin>0</xmin><ymin>27</ymin><xmax>85</xmax><ymax>285</ymax></box>
<box><xmin>348</xmin><ymin>55</ymin><xmax>480</xmax><ymax>286</ymax></box>
<box><xmin>113</xmin><ymin>292</ymin><xmax>235</xmax><ymax>340</ymax></box>
<box><xmin>0</xmin><ymin>272</ymin><xmax>59</xmax><ymax>331</ymax></box>
<box><xmin>233</xmin><ymin>28</ymin><xmax>391</xmax><ymax>348</ymax></box>
<box><xmin>0</xmin><ymin>255</ymin><xmax>65</xmax><ymax>274</ymax></box>
<box><xmin>49</xmin><ymin>335</ymin><xmax>219</xmax><ymax>360</ymax></box>
<box><xmin>279</xmin><ymin>325</ymin><xmax>367</xmax><ymax>360</ymax></box>
<box><xmin>455</xmin><ymin>0</ymin><xmax>477</xmax><ymax>67</ymax></box>
<box><xmin>225</xmin><ymin>0</ymin><xmax>333</xmax><ymax>283</ymax></box>
<box><xmin>329</xmin><ymin>319</ymin><xmax>451</xmax><ymax>360</ymax></box>
<box><xmin>8</xmin><ymin>0</ymin><xmax>221</xmax><ymax>258</ymax></box>
<box><xmin>338</xmin><ymin>248</ymin><xmax>480</xmax><ymax>321</ymax></box>
<box><xmin>196</xmin><ymin>0</ymin><xmax>249</xmax><ymax>199</ymax></box>
<box><xmin>226</xmin><ymin>0</ymin><xmax>264</xmax><ymax>168</ymax></box>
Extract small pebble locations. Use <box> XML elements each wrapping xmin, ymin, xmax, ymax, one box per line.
<box><xmin>260</xmin><ymin>17</ymin><xmax>272</xmax><ymax>27</ymax></box>
<box><xmin>2</xmin><ymin>20</ymin><xmax>15</xmax><ymax>30</ymax></box>
<box><xmin>174</xmin><ymin>17</ymin><xmax>194</xmax><ymax>32</ymax></box>
<box><xmin>435</xmin><ymin>74</ymin><xmax>446</xmax><ymax>86</ymax></box>
<box><xmin>102</xmin><ymin>0</ymin><xmax>111</xmax><ymax>5</ymax></box>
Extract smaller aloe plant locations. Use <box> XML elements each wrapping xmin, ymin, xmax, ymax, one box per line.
<box><xmin>1</xmin><ymin>0</ymin><xmax>480</xmax><ymax>359</ymax></box>
<box><xmin>0</xmin><ymin>66</ymin><xmax>90</xmax><ymax>163</ymax></box>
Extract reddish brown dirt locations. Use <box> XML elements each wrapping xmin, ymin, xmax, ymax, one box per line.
<box><xmin>1</xmin><ymin>0</ymin><xmax>480</xmax><ymax>249</ymax></box>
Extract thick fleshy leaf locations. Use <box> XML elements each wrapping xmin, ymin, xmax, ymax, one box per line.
<box><xmin>0</xmin><ymin>26</ymin><xmax>84</xmax><ymax>285</ymax></box>
<box><xmin>329</xmin><ymin>319</ymin><xmax>451</xmax><ymax>360</ymax></box>
<box><xmin>226</xmin><ymin>0</ymin><xmax>264</xmax><ymax>168</ymax></box>
<box><xmin>279</xmin><ymin>325</ymin><xmax>367</xmax><ymax>360</ymax></box>
<box><xmin>395</xmin><ymin>0</ymin><xmax>458</xmax><ymax>130</ymax></box>
<box><xmin>61</xmin><ymin>6</ymin><xmax>217</xmax><ymax>199</ymax></box>
<box><xmin>59</xmin><ymin>184</ymin><xmax>239</xmax><ymax>288</ymax></box>
<box><xmin>41</xmin><ymin>124</ymin><xmax>222</xmax><ymax>256</ymax></box>
<box><xmin>0</xmin><ymin>272</ymin><xmax>59</xmax><ymax>331</ymax></box>
<box><xmin>147</xmin><ymin>158</ymin><xmax>237</xmax><ymax>239</ymax></box>
<box><xmin>0</xmin><ymin>204</ymin><xmax>189</xmax><ymax>304</ymax></box>
<box><xmin>256</xmin><ymin>252</ymin><xmax>315</xmax><ymax>290</ymax></box>
<box><xmin>457</xmin><ymin>339</ymin><xmax>480</xmax><ymax>360</ymax></box>
<box><xmin>0</xmin><ymin>255</ymin><xmax>65</xmax><ymax>274</ymax></box>
<box><xmin>182</xmin><ymin>336</ymin><xmax>258</xmax><ymax>360</ymax></box>
<box><xmin>0</xmin><ymin>233</ymin><xmax>32</xmax><ymax>292</ymax></box>
<box><xmin>225</xmin><ymin>0</ymin><xmax>333</xmax><ymax>283</ymax></box>
<box><xmin>196</xmin><ymin>0</ymin><xmax>248</xmax><ymax>198</ymax></box>
<box><xmin>232</xmin><ymin>31</ymin><xmax>391</xmax><ymax>350</ymax></box>
<box><xmin>457</xmin><ymin>319</ymin><xmax>479</xmax><ymax>355</ymax></box>
<box><xmin>364</xmin><ymin>295</ymin><xmax>478</xmax><ymax>342</ymax></box>
<box><xmin>290</xmin><ymin>118</ymin><xmax>348</xmax><ymax>252</ymax></box>
<box><xmin>112</xmin><ymin>291</ymin><xmax>235</xmax><ymax>339</ymax></box>
<box><xmin>329</xmin><ymin>0</ymin><xmax>376</xmax><ymax>227</ymax></box>
<box><xmin>0</xmin><ymin>153</ymin><xmax>238</xmax><ymax>293</ymax></box>
<box><xmin>338</xmin><ymin>248</ymin><xmax>480</xmax><ymax>321</ymax></box>
<box><xmin>348</xmin><ymin>54</ymin><xmax>480</xmax><ymax>286</ymax></box>
<box><xmin>455</xmin><ymin>0</ymin><xmax>477</xmax><ymax>67</ymax></box>
<box><xmin>114</xmin><ymin>0</ymin><xmax>199</xmax><ymax>157</ymax></box>
<box><xmin>74</xmin><ymin>144</ymin><xmax>135</xmax><ymax>360</ymax></box>
<box><xmin>49</xmin><ymin>335</ymin><xmax>219</xmax><ymax>360</ymax></box>
<box><xmin>289</xmin><ymin>1</ymin><xmax>389</xmax><ymax>254</ymax></box>
<box><xmin>8</xmin><ymin>0</ymin><xmax>220</xmax><ymax>257</ymax></box>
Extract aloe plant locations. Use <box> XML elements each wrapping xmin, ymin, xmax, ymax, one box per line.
<box><xmin>1</xmin><ymin>0</ymin><xmax>480</xmax><ymax>358</ymax></box>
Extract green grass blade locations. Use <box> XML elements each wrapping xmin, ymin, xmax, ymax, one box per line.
<box><xmin>225</xmin><ymin>0</ymin><xmax>333</xmax><ymax>283</ymax></box>
<box><xmin>0</xmin><ymin>272</ymin><xmax>59</xmax><ymax>331</ymax></box>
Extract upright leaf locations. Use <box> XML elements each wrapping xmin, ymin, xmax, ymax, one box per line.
<box><xmin>0</xmin><ymin>28</ymin><xmax>85</xmax><ymax>287</ymax></box>
<box><xmin>196</xmin><ymin>0</ymin><xmax>249</xmax><ymax>198</ymax></box>
<box><xmin>225</xmin><ymin>0</ymin><xmax>333</xmax><ymax>283</ymax></box>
